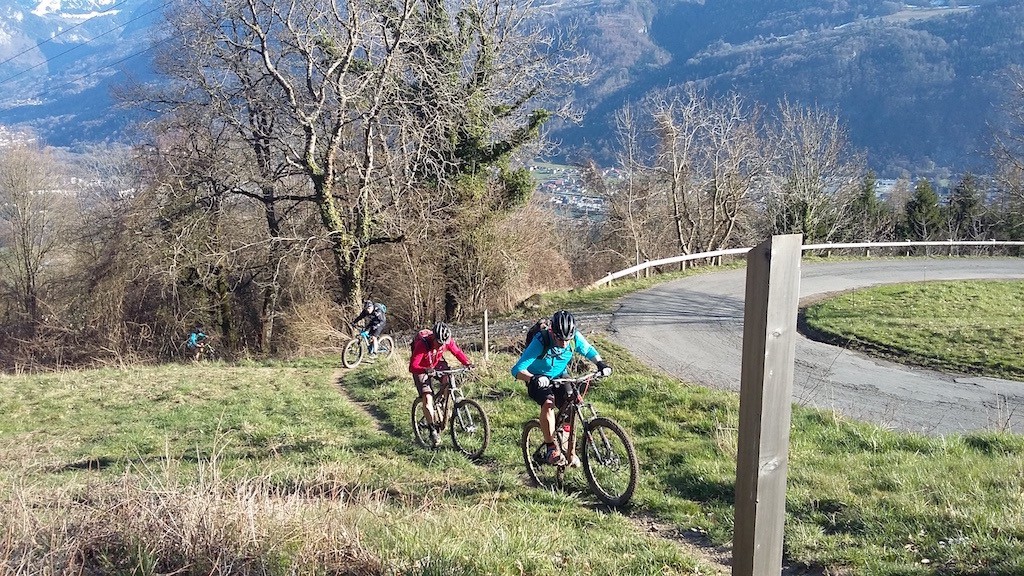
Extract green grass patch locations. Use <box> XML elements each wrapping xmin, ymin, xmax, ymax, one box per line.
<box><xmin>803</xmin><ymin>280</ymin><xmax>1024</xmax><ymax>380</ymax></box>
<box><xmin>3</xmin><ymin>340</ymin><xmax>1023</xmax><ymax>574</ymax></box>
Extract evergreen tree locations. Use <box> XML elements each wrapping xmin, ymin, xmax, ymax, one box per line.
<box><xmin>905</xmin><ymin>178</ymin><xmax>942</xmax><ymax>241</ymax></box>
<box><xmin>848</xmin><ymin>170</ymin><xmax>890</xmax><ymax>241</ymax></box>
<box><xmin>945</xmin><ymin>173</ymin><xmax>985</xmax><ymax>240</ymax></box>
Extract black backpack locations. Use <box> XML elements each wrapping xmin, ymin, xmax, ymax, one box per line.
<box><xmin>524</xmin><ymin>318</ymin><xmax>549</xmax><ymax>349</ymax></box>
<box><xmin>524</xmin><ymin>318</ymin><xmax>575</xmax><ymax>360</ymax></box>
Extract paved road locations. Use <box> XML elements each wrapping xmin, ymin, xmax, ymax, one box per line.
<box><xmin>607</xmin><ymin>258</ymin><xmax>1024</xmax><ymax>435</ymax></box>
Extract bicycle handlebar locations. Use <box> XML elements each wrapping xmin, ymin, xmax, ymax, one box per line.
<box><xmin>550</xmin><ymin>371</ymin><xmax>605</xmax><ymax>385</ymax></box>
<box><xmin>430</xmin><ymin>366</ymin><xmax>475</xmax><ymax>376</ymax></box>
<box><xmin>550</xmin><ymin>371</ymin><xmax>606</xmax><ymax>403</ymax></box>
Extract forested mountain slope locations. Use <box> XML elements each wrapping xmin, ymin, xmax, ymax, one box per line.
<box><xmin>1</xmin><ymin>0</ymin><xmax>1022</xmax><ymax>178</ymax></box>
<box><xmin>553</xmin><ymin>0</ymin><xmax>1024</xmax><ymax>177</ymax></box>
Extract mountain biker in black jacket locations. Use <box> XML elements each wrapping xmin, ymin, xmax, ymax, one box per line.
<box><xmin>351</xmin><ymin>299</ymin><xmax>387</xmax><ymax>354</ymax></box>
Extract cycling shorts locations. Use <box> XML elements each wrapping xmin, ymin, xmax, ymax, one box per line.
<box><xmin>367</xmin><ymin>321</ymin><xmax>386</xmax><ymax>338</ymax></box>
<box><xmin>412</xmin><ymin>361</ymin><xmax>450</xmax><ymax>395</ymax></box>
<box><xmin>527</xmin><ymin>374</ymin><xmax>568</xmax><ymax>406</ymax></box>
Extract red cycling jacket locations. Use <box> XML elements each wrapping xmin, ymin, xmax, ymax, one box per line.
<box><xmin>408</xmin><ymin>329</ymin><xmax>471</xmax><ymax>375</ymax></box>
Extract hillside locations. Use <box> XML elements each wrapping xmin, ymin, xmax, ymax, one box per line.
<box><xmin>2</xmin><ymin>0</ymin><xmax>1024</xmax><ymax>178</ymax></box>
<box><xmin>551</xmin><ymin>0</ymin><xmax>1024</xmax><ymax>178</ymax></box>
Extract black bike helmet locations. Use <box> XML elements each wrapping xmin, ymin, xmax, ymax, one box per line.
<box><xmin>550</xmin><ymin>310</ymin><xmax>576</xmax><ymax>341</ymax></box>
<box><xmin>432</xmin><ymin>322</ymin><xmax>452</xmax><ymax>344</ymax></box>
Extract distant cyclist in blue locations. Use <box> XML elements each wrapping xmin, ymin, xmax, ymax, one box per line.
<box><xmin>186</xmin><ymin>325</ymin><xmax>208</xmax><ymax>361</ymax></box>
<box><xmin>511</xmin><ymin>310</ymin><xmax>611</xmax><ymax>465</ymax></box>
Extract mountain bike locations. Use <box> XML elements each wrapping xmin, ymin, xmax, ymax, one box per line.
<box><xmin>185</xmin><ymin>339</ymin><xmax>217</xmax><ymax>362</ymax></box>
<box><xmin>342</xmin><ymin>329</ymin><xmax>395</xmax><ymax>368</ymax></box>
<box><xmin>520</xmin><ymin>371</ymin><xmax>638</xmax><ymax>507</ymax></box>
<box><xmin>198</xmin><ymin>343</ymin><xmax>218</xmax><ymax>361</ymax></box>
<box><xmin>411</xmin><ymin>367</ymin><xmax>490</xmax><ymax>460</ymax></box>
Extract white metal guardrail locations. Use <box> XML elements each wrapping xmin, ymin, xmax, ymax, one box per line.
<box><xmin>589</xmin><ymin>240</ymin><xmax>1024</xmax><ymax>288</ymax></box>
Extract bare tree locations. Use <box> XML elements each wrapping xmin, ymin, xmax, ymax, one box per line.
<box><xmin>650</xmin><ymin>87</ymin><xmax>769</xmax><ymax>256</ymax></box>
<box><xmin>593</xmin><ymin>104</ymin><xmax>667</xmax><ymax>271</ymax></box>
<box><xmin>0</xmin><ymin>143</ymin><xmax>70</xmax><ymax>332</ymax></box>
<box><xmin>991</xmin><ymin>64</ymin><xmax>1024</xmax><ymax>239</ymax></box>
<box><xmin>762</xmin><ymin>99</ymin><xmax>865</xmax><ymax>243</ymax></box>
<box><xmin>139</xmin><ymin>0</ymin><xmax>589</xmax><ymax>327</ymax></box>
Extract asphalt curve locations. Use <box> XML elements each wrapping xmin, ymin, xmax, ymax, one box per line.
<box><xmin>607</xmin><ymin>257</ymin><xmax>1024</xmax><ymax>435</ymax></box>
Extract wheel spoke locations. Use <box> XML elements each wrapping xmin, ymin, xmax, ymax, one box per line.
<box><xmin>451</xmin><ymin>399</ymin><xmax>489</xmax><ymax>460</ymax></box>
<box><xmin>582</xmin><ymin>417</ymin><xmax>638</xmax><ymax>507</ymax></box>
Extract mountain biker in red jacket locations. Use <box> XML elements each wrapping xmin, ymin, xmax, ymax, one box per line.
<box><xmin>409</xmin><ymin>321</ymin><xmax>474</xmax><ymax>446</ymax></box>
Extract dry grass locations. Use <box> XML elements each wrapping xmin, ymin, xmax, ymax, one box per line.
<box><xmin>0</xmin><ymin>459</ymin><xmax>386</xmax><ymax>575</ymax></box>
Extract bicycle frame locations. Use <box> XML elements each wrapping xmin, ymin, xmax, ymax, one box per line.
<box><xmin>342</xmin><ymin>329</ymin><xmax>394</xmax><ymax>369</ymax></box>
<box><xmin>552</xmin><ymin>372</ymin><xmax>601</xmax><ymax>465</ymax></box>
<box><xmin>411</xmin><ymin>366</ymin><xmax>489</xmax><ymax>459</ymax></box>
<box><xmin>428</xmin><ymin>367</ymin><xmax>472</xmax><ymax>428</ymax></box>
<box><xmin>521</xmin><ymin>370</ymin><xmax>637</xmax><ymax>507</ymax></box>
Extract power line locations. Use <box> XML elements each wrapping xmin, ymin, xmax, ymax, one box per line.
<box><xmin>19</xmin><ymin>29</ymin><xmax>180</xmax><ymax>100</ymax></box>
<box><xmin>0</xmin><ymin>0</ymin><xmax>172</xmax><ymax>87</ymax></box>
<box><xmin>0</xmin><ymin>0</ymin><xmax>135</xmax><ymax>70</ymax></box>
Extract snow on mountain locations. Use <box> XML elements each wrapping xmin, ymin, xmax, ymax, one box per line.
<box><xmin>0</xmin><ymin>0</ymin><xmax>162</xmax><ymax>147</ymax></box>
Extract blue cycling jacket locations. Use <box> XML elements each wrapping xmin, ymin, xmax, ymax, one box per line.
<box><xmin>510</xmin><ymin>330</ymin><xmax>598</xmax><ymax>378</ymax></box>
<box><xmin>187</xmin><ymin>331</ymin><xmax>207</xmax><ymax>348</ymax></box>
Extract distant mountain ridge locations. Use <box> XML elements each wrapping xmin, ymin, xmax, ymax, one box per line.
<box><xmin>1</xmin><ymin>0</ymin><xmax>1022</xmax><ymax>178</ymax></box>
<box><xmin>0</xmin><ymin>0</ymin><xmax>162</xmax><ymax>147</ymax></box>
<box><xmin>555</xmin><ymin>0</ymin><xmax>1024</xmax><ymax>177</ymax></box>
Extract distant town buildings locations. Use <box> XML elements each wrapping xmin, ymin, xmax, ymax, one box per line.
<box><xmin>529</xmin><ymin>163</ymin><xmax>610</xmax><ymax>216</ymax></box>
<box><xmin>0</xmin><ymin>125</ymin><xmax>36</xmax><ymax>148</ymax></box>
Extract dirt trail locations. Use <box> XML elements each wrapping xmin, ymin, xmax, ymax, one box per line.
<box><xmin>332</xmin><ymin>367</ymin><xmax>387</xmax><ymax>432</ymax></box>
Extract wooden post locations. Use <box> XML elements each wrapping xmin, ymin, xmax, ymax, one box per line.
<box><xmin>733</xmin><ymin>234</ymin><xmax>802</xmax><ymax>576</ymax></box>
<box><xmin>483</xmin><ymin>310</ymin><xmax>490</xmax><ymax>362</ymax></box>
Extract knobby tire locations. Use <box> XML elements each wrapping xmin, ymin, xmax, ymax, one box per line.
<box><xmin>342</xmin><ymin>338</ymin><xmax>364</xmax><ymax>368</ymax></box>
<box><xmin>410</xmin><ymin>396</ymin><xmax>433</xmax><ymax>448</ymax></box>
<box><xmin>450</xmin><ymin>398</ymin><xmax>489</xmax><ymax>460</ymax></box>
<box><xmin>377</xmin><ymin>335</ymin><xmax>396</xmax><ymax>360</ymax></box>
<box><xmin>581</xmin><ymin>416</ymin><xmax>638</xmax><ymax>508</ymax></box>
<box><xmin>520</xmin><ymin>419</ymin><xmax>563</xmax><ymax>491</ymax></box>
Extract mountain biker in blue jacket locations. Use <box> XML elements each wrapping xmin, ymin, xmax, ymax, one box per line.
<box><xmin>511</xmin><ymin>310</ymin><xmax>611</xmax><ymax>465</ymax></box>
<box><xmin>186</xmin><ymin>326</ymin><xmax>208</xmax><ymax>361</ymax></box>
<box><xmin>352</xmin><ymin>299</ymin><xmax>387</xmax><ymax>354</ymax></box>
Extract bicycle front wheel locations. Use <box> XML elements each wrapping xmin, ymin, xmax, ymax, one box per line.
<box><xmin>450</xmin><ymin>398</ymin><xmax>489</xmax><ymax>460</ymax></box>
<box><xmin>342</xmin><ymin>338</ymin><xmax>364</xmax><ymax>368</ymax></box>
<box><xmin>376</xmin><ymin>335</ymin><xmax>396</xmax><ymax>359</ymax></box>
<box><xmin>410</xmin><ymin>396</ymin><xmax>433</xmax><ymax>448</ymax></box>
<box><xmin>582</xmin><ymin>416</ymin><xmax>638</xmax><ymax>507</ymax></box>
<box><xmin>520</xmin><ymin>419</ymin><xmax>563</xmax><ymax>491</ymax></box>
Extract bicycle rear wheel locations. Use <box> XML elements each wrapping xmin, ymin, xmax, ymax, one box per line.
<box><xmin>520</xmin><ymin>419</ymin><xmax>563</xmax><ymax>491</ymax></box>
<box><xmin>342</xmin><ymin>338</ymin><xmax>364</xmax><ymax>368</ymax></box>
<box><xmin>581</xmin><ymin>416</ymin><xmax>638</xmax><ymax>507</ymax></box>
<box><xmin>410</xmin><ymin>396</ymin><xmax>434</xmax><ymax>448</ymax></box>
<box><xmin>450</xmin><ymin>398</ymin><xmax>489</xmax><ymax>459</ymax></box>
<box><xmin>376</xmin><ymin>335</ymin><xmax>395</xmax><ymax>359</ymax></box>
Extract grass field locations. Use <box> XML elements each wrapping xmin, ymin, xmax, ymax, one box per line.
<box><xmin>803</xmin><ymin>279</ymin><xmax>1024</xmax><ymax>380</ymax></box>
<box><xmin>2</xmin><ymin>335</ymin><xmax>1023</xmax><ymax>574</ymax></box>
